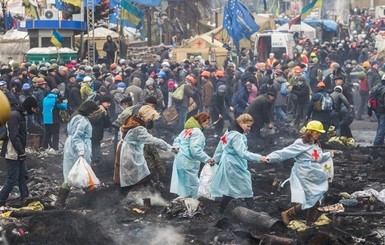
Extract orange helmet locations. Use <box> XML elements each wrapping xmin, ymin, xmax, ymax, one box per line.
<box><xmin>186</xmin><ymin>75</ymin><xmax>197</xmax><ymax>85</ymax></box>
<box><xmin>215</xmin><ymin>70</ymin><xmax>225</xmax><ymax>77</ymax></box>
<box><xmin>201</xmin><ymin>70</ymin><xmax>211</xmax><ymax>77</ymax></box>
<box><xmin>115</xmin><ymin>75</ymin><xmax>123</xmax><ymax>81</ymax></box>
<box><xmin>317</xmin><ymin>81</ymin><xmax>326</xmax><ymax>88</ymax></box>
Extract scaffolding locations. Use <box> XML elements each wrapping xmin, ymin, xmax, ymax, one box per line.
<box><xmin>86</xmin><ymin>0</ymin><xmax>95</xmax><ymax>65</ymax></box>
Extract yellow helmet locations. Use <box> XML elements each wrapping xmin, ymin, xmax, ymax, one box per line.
<box><xmin>306</xmin><ymin>120</ymin><xmax>325</xmax><ymax>133</ymax></box>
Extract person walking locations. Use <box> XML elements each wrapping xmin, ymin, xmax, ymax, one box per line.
<box><xmin>265</xmin><ymin>120</ymin><xmax>333</xmax><ymax>226</ymax></box>
<box><xmin>170</xmin><ymin>112</ymin><xmax>213</xmax><ymax>198</ymax></box>
<box><xmin>210</xmin><ymin>114</ymin><xmax>268</xmax><ymax>214</ymax></box>
<box><xmin>55</xmin><ymin>100</ymin><xmax>104</xmax><ymax>208</ymax></box>
<box><xmin>0</xmin><ymin>96</ymin><xmax>37</xmax><ymax>206</ymax></box>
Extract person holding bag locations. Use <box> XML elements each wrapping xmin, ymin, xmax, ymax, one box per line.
<box><xmin>56</xmin><ymin>100</ymin><xmax>104</xmax><ymax>208</ymax></box>
<box><xmin>170</xmin><ymin>112</ymin><xmax>214</xmax><ymax>198</ymax></box>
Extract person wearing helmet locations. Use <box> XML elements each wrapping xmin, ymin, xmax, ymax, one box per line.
<box><xmin>265</xmin><ymin>120</ymin><xmax>333</xmax><ymax>226</ymax></box>
<box><xmin>42</xmin><ymin>88</ymin><xmax>67</xmax><ymax>152</ymax></box>
<box><xmin>200</xmin><ymin>70</ymin><xmax>213</xmax><ymax>113</ymax></box>
<box><xmin>103</xmin><ymin>35</ymin><xmax>118</xmax><ymax>66</ymax></box>
<box><xmin>173</xmin><ymin>74</ymin><xmax>197</xmax><ymax>132</ymax></box>
<box><xmin>306</xmin><ymin>82</ymin><xmax>333</xmax><ymax>143</ymax></box>
<box><xmin>80</xmin><ymin>76</ymin><xmax>94</xmax><ymax>102</ymax></box>
<box><xmin>156</xmin><ymin>71</ymin><xmax>168</xmax><ymax>109</ymax></box>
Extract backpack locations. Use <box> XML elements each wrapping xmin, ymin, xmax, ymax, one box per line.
<box><xmin>172</xmin><ymin>84</ymin><xmax>185</xmax><ymax>103</ymax></box>
<box><xmin>368</xmin><ymin>85</ymin><xmax>385</xmax><ymax>112</ymax></box>
<box><xmin>280</xmin><ymin>82</ymin><xmax>289</xmax><ymax>96</ymax></box>
<box><xmin>313</xmin><ymin>92</ymin><xmax>333</xmax><ymax>112</ymax></box>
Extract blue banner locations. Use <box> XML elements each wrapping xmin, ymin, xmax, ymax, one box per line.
<box><xmin>224</xmin><ymin>0</ymin><xmax>260</xmax><ymax>50</ymax></box>
<box><xmin>130</xmin><ymin>0</ymin><xmax>161</xmax><ymax>7</ymax></box>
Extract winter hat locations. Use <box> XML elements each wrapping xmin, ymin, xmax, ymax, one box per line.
<box><xmin>77</xmin><ymin>100</ymin><xmax>100</xmax><ymax>116</ymax></box>
<box><xmin>98</xmin><ymin>86</ymin><xmax>108</xmax><ymax>93</ymax></box>
<box><xmin>100</xmin><ymin>95</ymin><xmax>112</xmax><ymax>103</ymax></box>
<box><xmin>22</xmin><ymin>83</ymin><xmax>31</xmax><ymax>90</ymax></box>
<box><xmin>138</xmin><ymin>104</ymin><xmax>160</xmax><ymax>122</ymax></box>
<box><xmin>83</xmin><ymin>76</ymin><xmax>92</xmax><ymax>82</ymax></box>
<box><xmin>168</xmin><ymin>80</ymin><xmax>175</xmax><ymax>89</ymax></box>
<box><xmin>145</xmin><ymin>96</ymin><xmax>157</xmax><ymax>106</ymax></box>
<box><xmin>145</xmin><ymin>78</ymin><xmax>155</xmax><ymax>87</ymax></box>
<box><xmin>29</xmin><ymin>69</ymin><xmax>38</xmax><ymax>76</ymax></box>
<box><xmin>117</xmin><ymin>82</ymin><xmax>126</xmax><ymax>88</ymax></box>
<box><xmin>22</xmin><ymin>96</ymin><xmax>37</xmax><ymax>115</ymax></box>
<box><xmin>334</xmin><ymin>85</ymin><xmax>343</xmax><ymax>93</ymax></box>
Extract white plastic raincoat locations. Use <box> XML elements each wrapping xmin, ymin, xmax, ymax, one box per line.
<box><xmin>170</xmin><ymin>118</ymin><xmax>210</xmax><ymax>198</ymax></box>
<box><xmin>63</xmin><ymin>115</ymin><xmax>93</xmax><ymax>183</ymax></box>
<box><xmin>267</xmin><ymin>138</ymin><xmax>331</xmax><ymax>209</ymax></box>
<box><xmin>211</xmin><ymin>130</ymin><xmax>261</xmax><ymax>199</ymax></box>
<box><xmin>120</xmin><ymin>126</ymin><xmax>171</xmax><ymax>187</ymax></box>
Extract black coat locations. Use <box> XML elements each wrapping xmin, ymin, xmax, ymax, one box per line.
<box><xmin>247</xmin><ymin>94</ymin><xmax>273</xmax><ymax>128</ymax></box>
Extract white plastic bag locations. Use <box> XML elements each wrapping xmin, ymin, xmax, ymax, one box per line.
<box><xmin>320</xmin><ymin>157</ymin><xmax>334</xmax><ymax>183</ymax></box>
<box><xmin>198</xmin><ymin>164</ymin><xmax>217</xmax><ymax>200</ymax></box>
<box><xmin>67</xmin><ymin>157</ymin><xmax>101</xmax><ymax>189</ymax></box>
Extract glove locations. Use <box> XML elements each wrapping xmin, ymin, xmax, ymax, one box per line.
<box><xmin>19</xmin><ymin>154</ymin><xmax>27</xmax><ymax>161</ymax></box>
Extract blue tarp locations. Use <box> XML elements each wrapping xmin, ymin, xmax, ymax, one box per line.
<box><xmin>276</xmin><ymin>18</ymin><xmax>338</xmax><ymax>32</ymax></box>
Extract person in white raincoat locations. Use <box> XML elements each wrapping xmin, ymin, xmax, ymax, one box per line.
<box><xmin>170</xmin><ymin>112</ymin><xmax>213</xmax><ymax>198</ymax></box>
<box><xmin>119</xmin><ymin>106</ymin><xmax>173</xmax><ymax>188</ymax></box>
<box><xmin>211</xmin><ymin>114</ymin><xmax>268</xmax><ymax>214</ymax></box>
<box><xmin>56</xmin><ymin>100</ymin><xmax>103</xmax><ymax>208</ymax></box>
<box><xmin>266</xmin><ymin>120</ymin><xmax>333</xmax><ymax>226</ymax></box>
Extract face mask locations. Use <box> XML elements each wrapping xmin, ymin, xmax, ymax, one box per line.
<box><xmin>145</xmin><ymin>120</ymin><xmax>154</xmax><ymax>129</ymax></box>
<box><xmin>297</xmin><ymin>81</ymin><xmax>304</xmax><ymax>85</ymax></box>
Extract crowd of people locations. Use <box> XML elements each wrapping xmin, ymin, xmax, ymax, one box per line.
<box><xmin>1</xmin><ymin>22</ymin><xmax>385</xmax><ymax>226</ymax></box>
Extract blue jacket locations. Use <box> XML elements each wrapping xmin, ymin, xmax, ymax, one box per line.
<box><xmin>42</xmin><ymin>93</ymin><xmax>67</xmax><ymax>124</ymax></box>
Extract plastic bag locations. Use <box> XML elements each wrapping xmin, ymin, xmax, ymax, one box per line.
<box><xmin>67</xmin><ymin>157</ymin><xmax>100</xmax><ymax>189</ymax></box>
<box><xmin>320</xmin><ymin>157</ymin><xmax>334</xmax><ymax>182</ymax></box>
<box><xmin>198</xmin><ymin>163</ymin><xmax>217</xmax><ymax>200</ymax></box>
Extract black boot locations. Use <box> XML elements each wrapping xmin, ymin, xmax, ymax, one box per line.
<box><xmin>55</xmin><ymin>188</ymin><xmax>70</xmax><ymax>209</ymax></box>
<box><xmin>218</xmin><ymin>196</ymin><xmax>233</xmax><ymax>214</ymax></box>
<box><xmin>245</xmin><ymin>197</ymin><xmax>254</xmax><ymax>209</ymax></box>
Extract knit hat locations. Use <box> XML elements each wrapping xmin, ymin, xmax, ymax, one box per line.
<box><xmin>98</xmin><ymin>86</ymin><xmax>108</xmax><ymax>93</ymax></box>
<box><xmin>145</xmin><ymin>96</ymin><xmax>157</xmax><ymax>105</ymax></box>
<box><xmin>77</xmin><ymin>100</ymin><xmax>100</xmax><ymax>116</ymax></box>
<box><xmin>100</xmin><ymin>95</ymin><xmax>112</xmax><ymax>103</ymax></box>
<box><xmin>22</xmin><ymin>96</ymin><xmax>37</xmax><ymax>115</ymax></box>
<box><xmin>168</xmin><ymin>80</ymin><xmax>175</xmax><ymax>89</ymax></box>
<box><xmin>83</xmin><ymin>76</ymin><xmax>92</xmax><ymax>82</ymax></box>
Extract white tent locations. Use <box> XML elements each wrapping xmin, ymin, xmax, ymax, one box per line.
<box><xmin>277</xmin><ymin>22</ymin><xmax>316</xmax><ymax>41</ymax></box>
<box><xmin>81</xmin><ymin>27</ymin><xmax>119</xmax><ymax>38</ymax></box>
<box><xmin>0</xmin><ymin>29</ymin><xmax>30</xmax><ymax>63</ymax></box>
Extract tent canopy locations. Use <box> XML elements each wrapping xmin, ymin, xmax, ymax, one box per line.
<box><xmin>277</xmin><ymin>22</ymin><xmax>316</xmax><ymax>40</ymax></box>
<box><xmin>81</xmin><ymin>27</ymin><xmax>119</xmax><ymax>39</ymax></box>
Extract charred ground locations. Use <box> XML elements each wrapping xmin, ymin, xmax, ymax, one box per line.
<box><xmin>0</xmin><ymin>118</ymin><xmax>384</xmax><ymax>245</ymax></box>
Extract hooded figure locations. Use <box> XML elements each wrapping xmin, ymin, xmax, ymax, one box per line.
<box><xmin>170</xmin><ymin>112</ymin><xmax>212</xmax><ymax>198</ymax></box>
<box><xmin>118</xmin><ymin>107</ymin><xmax>173</xmax><ymax>188</ymax></box>
<box><xmin>56</xmin><ymin>100</ymin><xmax>102</xmax><ymax>208</ymax></box>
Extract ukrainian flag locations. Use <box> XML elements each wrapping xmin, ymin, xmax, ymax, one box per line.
<box><xmin>62</xmin><ymin>0</ymin><xmax>81</xmax><ymax>7</ymax></box>
<box><xmin>51</xmin><ymin>30</ymin><xmax>63</xmax><ymax>48</ymax></box>
<box><xmin>301</xmin><ymin>0</ymin><xmax>323</xmax><ymax>19</ymax></box>
<box><xmin>120</xmin><ymin>0</ymin><xmax>144</xmax><ymax>28</ymax></box>
<box><xmin>22</xmin><ymin>0</ymin><xmax>40</xmax><ymax>20</ymax></box>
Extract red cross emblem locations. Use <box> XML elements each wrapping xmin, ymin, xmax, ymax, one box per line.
<box><xmin>221</xmin><ymin>135</ymin><xmax>227</xmax><ymax>145</ymax></box>
<box><xmin>312</xmin><ymin>150</ymin><xmax>319</xmax><ymax>161</ymax></box>
<box><xmin>196</xmin><ymin>40</ymin><xmax>203</xmax><ymax>47</ymax></box>
<box><xmin>183</xmin><ymin>129</ymin><xmax>193</xmax><ymax>138</ymax></box>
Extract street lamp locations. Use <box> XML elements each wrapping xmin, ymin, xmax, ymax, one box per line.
<box><xmin>1</xmin><ymin>0</ymin><xmax>6</xmax><ymax>33</ymax></box>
